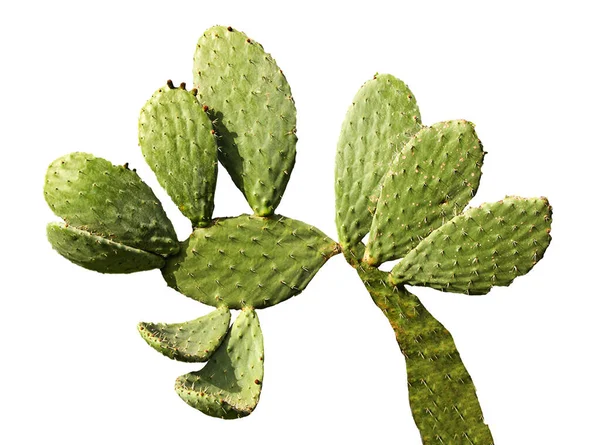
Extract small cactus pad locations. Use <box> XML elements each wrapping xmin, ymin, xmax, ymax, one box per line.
<box><xmin>335</xmin><ymin>74</ymin><xmax>421</xmax><ymax>250</ymax></box>
<box><xmin>139</xmin><ymin>83</ymin><xmax>218</xmax><ymax>227</ymax></box>
<box><xmin>359</xmin><ymin>267</ymin><xmax>493</xmax><ymax>443</ymax></box>
<box><xmin>175</xmin><ymin>308</ymin><xmax>264</xmax><ymax>419</ymax></box>
<box><xmin>162</xmin><ymin>214</ymin><xmax>339</xmax><ymax>309</ymax></box>
<box><xmin>44</xmin><ymin>152</ymin><xmax>179</xmax><ymax>256</ymax></box>
<box><xmin>47</xmin><ymin>222</ymin><xmax>165</xmax><ymax>273</ymax></box>
<box><xmin>137</xmin><ymin>307</ymin><xmax>231</xmax><ymax>362</ymax></box>
<box><xmin>391</xmin><ymin>197</ymin><xmax>552</xmax><ymax>294</ymax></box>
<box><xmin>364</xmin><ymin>120</ymin><xmax>484</xmax><ymax>266</ymax></box>
<box><xmin>193</xmin><ymin>25</ymin><xmax>297</xmax><ymax>216</ymax></box>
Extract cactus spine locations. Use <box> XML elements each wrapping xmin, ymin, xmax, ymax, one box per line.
<box><xmin>335</xmin><ymin>74</ymin><xmax>552</xmax><ymax>444</ymax></box>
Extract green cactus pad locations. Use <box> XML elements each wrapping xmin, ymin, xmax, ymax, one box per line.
<box><xmin>139</xmin><ymin>82</ymin><xmax>218</xmax><ymax>228</ymax></box>
<box><xmin>359</xmin><ymin>267</ymin><xmax>493</xmax><ymax>444</ymax></box>
<box><xmin>44</xmin><ymin>152</ymin><xmax>179</xmax><ymax>256</ymax></box>
<box><xmin>137</xmin><ymin>307</ymin><xmax>231</xmax><ymax>362</ymax></box>
<box><xmin>175</xmin><ymin>308</ymin><xmax>264</xmax><ymax>419</ymax></box>
<box><xmin>193</xmin><ymin>25</ymin><xmax>297</xmax><ymax>216</ymax></box>
<box><xmin>391</xmin><ymin>196</ymin><xmax>552</xmax><ymax>294</ymax></box>
<box><xmin>47</xmin><ymin>222</ymin><xmax>164</xmax><ymax>273</ymax></box>
<box><xmin>364</xmin><ymin>120</ymin><xmax>484</xmax><ymax>266</ymax></box>
<box><xmin>162</xmin><ymin>214</ymin><xmax>339</xmax><ymax>309</ymax></box>
<box><xmin>335</xmin><ymin>74</ymin><xmax>422</xmax><ymax>251</ymax></box>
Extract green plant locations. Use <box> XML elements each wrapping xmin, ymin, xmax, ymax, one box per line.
<box><xmin>44</xmin><ymin>25</ymin><xmax>339</xmax><ymax>419</ymax></box>
<box><xmin>335</xmin><ymin>74</ymin><xmax>552</xmax><ymax>443</ymax></box>
<box><xmin>44</xmin><ymin>26</ymin><xmax>553</xmax><ymax>442</ymax></box>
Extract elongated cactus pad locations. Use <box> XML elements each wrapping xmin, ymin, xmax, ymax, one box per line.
<box><xmin>44</xmin><ymin>152</ymin><xmax>179</xmax><ymax>256</ymax></box>
<box><xmin>364</xmin><ymin>120</ymin><xmax>484</xmax><ymax>266</ymax></box>
<box><xmin>139</xmin><ymin>82</ymin><xmax>218</xmax><ymax>227</ymax></box>
<box><xmin>335</xmin><ymin>74</ymin><xmax>421</xmax><ymax>251</ymax></box>
<box><xmin>175</xmin><ymin>308</ymin><xmax>264</xmax><ymax>419</ymax></box>
<box><xmin>138</xmin><ymin>307</ymin><xmax>231</xmax><ymax>362</ymax></box>
<box><xmin>193</xmin><ymin>25</ymin><xmax>297</xmax><ymax>216</ymax></box>
<box><xmin>391</xmin><ymin>196</ymin><xmax>552</xmax><ymax>294</ymax></box>
<box><xmin>359</xmin><ymin>267</ymin><xmax>493</xmax><ymax>444</ymax></box>
<box><xmin>47</xmin><ymin>222</ymin><xmax>165</xmax><ymax>273</ymax></box>
<box><xmin>162</xmin><ymin>214</ymin><xmax>339</xmax><ymax>309</ymax></box>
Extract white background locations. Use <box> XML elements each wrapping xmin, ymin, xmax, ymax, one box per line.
<box><xmin>2</xmin><ymin>1</ymin><xmax>598</xmax><ymax>443</ymax></box>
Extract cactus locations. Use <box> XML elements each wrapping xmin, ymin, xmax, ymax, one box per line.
<box><xmin>44</xmin><ymin>25</ymin><xmax>339</xmax><ymax>419</ymax></box>
<box><xmin>44</xmin><ymin>25</ymin><xmax>553</xmax><ymax>440</ymax></box>
<box><xmin>336</xmin><ymin>74</ymin><xmax>552</xmax><ymax>443</ymax></box>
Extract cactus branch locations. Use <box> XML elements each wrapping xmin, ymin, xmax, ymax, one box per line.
<box><xmin>358</xmin><ymin>264</ymin><xmax>494</xmax><ymax>444</ymax></box>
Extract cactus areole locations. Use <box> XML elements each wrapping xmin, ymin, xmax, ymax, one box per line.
<box><xmin>45</xmin><ymin>25</ymin><xmax>552</xmax><ymax>444</ymax></box>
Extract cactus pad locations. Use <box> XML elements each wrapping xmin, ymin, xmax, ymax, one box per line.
<box><xmin>193</xmin><ymin>25</ymin><xmax>297</xmax><ymax>216</ymax></box>
<box><xmin>364</xmin><ymin>120</ymin><xmax>484</xmax><ymax>266</ymax></box>
<box><xmin>391</xmin><ymin>196</ymin><xmax>552</xmax><ymax>294</ymax></box>
<box><xmin>335</xmin><ymin>74</ymin><xmax>421</xmax><ymax>251</ymax></box>
<box><xmin>44</xmin><ymin>152</ymin><xmax>179</xmax><ymax>256</ymax></box>
<box><xmin>139</xmin><ymin>82</ymin><xmax>218</xmax><ymax>227</ymax></box>
<box><xmin>162</xmin><ymin>214</ymin><xmax>339</xmax><ymax>309</ymax></box>
<box><xmin>138</xmin><ymin>306</ymin><xmax>231</xmax><ymax>362</ymax></box>
<box><xmin>359</xmin><ymin>267</ymin><xmax>493</xmax><ymax>444</ymax></box>
<box><xmin>47</xmin><ymin>222</ymin><xmax>165</xmax><ymax>273</ymax></box>
<box><xmin>175</xmin><ymin>308</ymin><xmax>264</xmax><ymax>419</ymax></box>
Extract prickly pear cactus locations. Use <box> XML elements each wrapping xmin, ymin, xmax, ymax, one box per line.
<box><xmin>44</xmin><ymin>25</ymin><xmax>552</xmax><ymax>440</ymax></box>
<box><xmin>44</xmin><ymin>25</ymin><xmax>339</xmax><ymax>419</ymax></box>
<box><xmin>335</xmin><ymin>74</ymin><xmax>552</xmax><ymax>443</ymax></box>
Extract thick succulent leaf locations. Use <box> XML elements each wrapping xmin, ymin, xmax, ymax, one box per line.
<box><xmin>193</xmin><ymin>25</ymin><xmax>296</xmax><ymax>216</ymax></box>
<box><xmin>335</xmin><ymin>74</ymin><xmax>422</xmax><ymax>251</ymax></box>
<box><xmin>390</xmin><ymin>197</ymin><xmax>552</xmax><ymax>294</ymax></box>
<box><xmin>364</xmin><ymin>120</ymin><xmax>484</xmax><ymax>266</ymax></box>
<box><xmin>139</xmin><ymin>83</ymin><xmax>218</xmax><ymax>227</ymax></box>
<box><xmin>358</xmin><ymin>267</ymin><xmax>494</xmax><ymax>443</ymax></box>
<box><xmin>138</xmin><ymin>307</ymin><xmax>231</xmax><ymax>362</ymax></box>
<box><xmin>47</xmin><ymin>222</ymin><xmax>164</xmax><ymax>273</ymax></box>
<box><xmin>175</xmin><ymin>308</ymin><xmax>264</xmax><ymax>419</ymax></box>
<box><xmin>162</xmin><ymin>214</ymin><xmax>339</xmax><ymax>309</ymax></box>
<box><xmin>44</xmin><ymin>152</ymin><xmax>179</xmax><ymax>256</ymax></box>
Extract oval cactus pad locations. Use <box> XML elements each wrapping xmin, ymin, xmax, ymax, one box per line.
<box><xmin>335</xmin><ymin>74</ymin><xmax>422</xmax><ymax>251</ymax></box>
<box><xmin>193</xmin><ymin>25</ymin><xmax>297</xmax><ymax>216</ymax></box>
<box><xmin>44</xmin><ymin>152</ymin><xmax>179</xmax><ymax>256</ymax></box>
<box><xmin>391</xmin><ymin>197</ymin><xmax>552</xmax><ymax>294</ymax></box>
<box><xmin>139</xmin><ymin>82</ymin><xmax>218</xmax><ymax>228</ymax></box>
<box><xmin>162</xmin><ymin>214</ymin><xmax>339</xmax><ymax>309</ymax></box>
